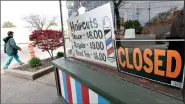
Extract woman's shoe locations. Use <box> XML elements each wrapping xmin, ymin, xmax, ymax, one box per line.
<box><xmin>20</xmin><ymin>62</ymin><xmax>25</xmax><ymax>65</ymax></box>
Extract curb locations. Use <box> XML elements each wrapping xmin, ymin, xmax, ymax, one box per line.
<box><xmin>5</xmin><ymin>65</ymin><xmax>54</xmax><ymax>80</ymax></box>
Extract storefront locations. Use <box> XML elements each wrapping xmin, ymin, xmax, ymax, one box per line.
<box><xmin>53</xmin><ymin>1</ymin><xmax>184</xmax><ymax>104</ymax></box>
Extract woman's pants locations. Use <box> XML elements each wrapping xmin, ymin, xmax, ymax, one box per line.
<box><xmin>3</xmin><ymin>54</ymin><xmax>23</xmax><ymax>69</ymax></box>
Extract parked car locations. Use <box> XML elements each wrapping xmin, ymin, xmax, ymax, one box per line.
<box><xmin>155</xmin><ymin>32</ymin><xmax>171</xmax><ymax>44</ymax></box>
<box><xmin>155</xmin><ymin>33</ymin><xmax>166</xmax><ymax>44</ymax></box>
<box><xmin>165</xmin><ymin>32</ymin><xmax>170</xmax><ymax>39</ymax></box>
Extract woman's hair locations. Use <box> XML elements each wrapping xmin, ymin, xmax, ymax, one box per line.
<box><xmin>7</xmin><ymin>31</ymin><xmax>14</xmax><ymax>36</ymax></box>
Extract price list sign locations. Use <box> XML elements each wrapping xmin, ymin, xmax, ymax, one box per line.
<box><xmin>67</xmin><ymin>3</ymin><xmax>117</xmax><ymax>67</ymax></box>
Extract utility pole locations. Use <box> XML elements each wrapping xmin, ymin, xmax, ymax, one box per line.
<box><xmin>135</xmin><ymin>2</ymin><xmax>139</xmax><ymax>21</ymax></box>
<box><xmin>78</xmin><ymin>0</ymin><xmax>80</xmax><ymax>8</ymax></box>
<box><xmin>148</xmin><ymin>1</ymin><xmax>151</xmax><ymax>22</ymax></box>
<box><xmin>136</xmin><ymin>8</ymin><xmax>139</xmax><ymax>20</ymax></box>
<box><xmin>59</xmin><ymin>0</ymin><xmax>66</xmax><ymax>59</ymax></box>
<box><xmin>124</xmin><ymin>10</ymin><xmax>127</xmax><ymax>22</ymax></box>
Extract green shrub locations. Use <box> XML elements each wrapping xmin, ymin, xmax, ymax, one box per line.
<box><xmin>124</xmin><ymin>20</ymin><xmax>143</xmax><ymax>34</ymax></box>
<box><xmin>56</xmin><ymin>52</ymin><xmax>64</xmax><ymax>58</ymax></box>
<box><xmin>28</xmin><ymin>57</ymin><xmax>42</xmax><ymax>67</ymax></box>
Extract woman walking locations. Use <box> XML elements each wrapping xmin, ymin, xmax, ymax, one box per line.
<box><xmin>2</xmin><ymin>31</ymin><xmax>24</xmax><ymax>71</ymax></box>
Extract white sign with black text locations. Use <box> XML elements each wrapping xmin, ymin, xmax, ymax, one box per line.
<box><xmin>67</xmin><ymin>3</ymin><xmax>117</xmax><ymax>67</ymax></box>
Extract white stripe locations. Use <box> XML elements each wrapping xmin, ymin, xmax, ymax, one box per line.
<box><xmin>115</xmin><ymin>39</ymin><xmax>185</xmax><ymax>42</ymax></box>
<box><xmin>105</xmin><ymin>31</ymin><xmax>112</xmax><ymax>39</ymax></box>
<box><xmin>59</xmin><ymin>70</ymin><xmax>65</xmax><ymax>98</ymax></box>
<box><xmin>89</xmin><ymin>89</ymin><xmax>98</xmax><ymax>104</ymax></box>
<box><xmin>70</xmin><ymin>77</ymin><xmax>77</xmax><ymax>104</ymax></box>
<box><xmin>107</xmin><ymin>42</ymin><xmax>113</xmax><ymax>49</ymax></box>
<box><xmin>108</xmin><ymin>52</ymin><xmax>114</xmax><ymax>57</ymax></box>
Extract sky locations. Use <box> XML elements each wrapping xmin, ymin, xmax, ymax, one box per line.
<box><xmin>119</xmin><ymin>1</ymin><xmax>184</xmax><ymax>25</ymax></box>
<box><xmin>1</xmin><ymin>1</ymin><xmax>68</xmax><ymax>28</ymax></box>
<box><xmin>1</xmin><ymin>1</ymin><xmax>184</xmax><ymax>28</ymax></box>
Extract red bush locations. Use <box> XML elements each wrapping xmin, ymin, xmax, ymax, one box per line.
<box><xmin>29</xmin><ymin>29</ymin><xmax>63</xmax><ymax>59</ymax></box>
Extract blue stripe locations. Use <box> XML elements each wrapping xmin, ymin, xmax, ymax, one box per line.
<box><xmin>106</xmin><ymin>35</ymin><xmax>112</xmax><ymax>46</ymax></box>
<box><xmin>62</xmin><ymin>72</ymin><xmax>69</xmax><ymax>103</ymax></box>
<box><xmin>75</xmin><ymin>80</ymin><xmax>83</xmax><ymax>103</ymax></box>
<box><xmin>98</xmin><ymin>95</ymin><xmax>109</xmax><ymax>104</ymax></box>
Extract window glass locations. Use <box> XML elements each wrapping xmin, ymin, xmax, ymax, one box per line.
<box><xmin>64</xmin><ymin>0</ymin><xmax>184</xmax><ymax>100</ymax></box>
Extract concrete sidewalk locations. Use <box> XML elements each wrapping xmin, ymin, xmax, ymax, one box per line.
<box><xmin>1</xmin><ymin>72</ymin><xmax>62</xmax><ymax>104</ymax></box>
<box><xmin>1</xmin><ymin>39</ymin><xmax>72</xmax><ymax>75</ymax></box>
<box><xmin>1</xmin><ymin>46</ymin><xmax>64</xmax><ymax>74</ymax></box>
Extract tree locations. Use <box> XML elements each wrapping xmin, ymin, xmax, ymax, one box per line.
<box><xmin>29</xmin><ymin>30</ymin><xmax>63</xmax><ymax>60</ymax></box>
<box><xmin>67</xmin><ymin>0</ymin><xmax>130</xmax><ymax>30</ymax></box>
<box><xmin>124</xmin><ymin>20</ymin><xmax>143</xmax><ymax>34</ymax></box>
<box><xmin>150</xmin><ymin>6</ymin><xmax>178</xmax><ymax>24</ymax></box>
<box><xmin>22</xmin><ymin>14</ymin><xmax>58</xmax><ymax>30</ymax></box>
<box><xmin>2</xmin><ymin>21</ymin><xmax>16</xmax><ymax>28</ymax></box>
<box><xmin>66</xmin><ymin>1</ymin><xmax>79</xmax><ymax>17</ymax></box>
<box><xmin>81</xmin><ymin>1</ymin><xmax>107</xmax><ymax>10</ymax></box>
<box><xmin>81</xmin><ymin>0</ymin><xmax>128</xmax><ymax>29</ymax></box>
<box><xmin>113</xmin><ymin>0</ymin><xmax>130</xmax><ymax>30</ymax></box>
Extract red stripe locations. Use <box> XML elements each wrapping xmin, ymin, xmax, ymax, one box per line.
<box><xmin>82</xmin><ymin>84</ymin><xmax>89</xmax><ymax>104</ymax></box>
<box><xmin>66</xmin><ymin>74</ymin><xmax>73</xmax><ymax>104</ymax></box>
<box><xmin>107</xmin><ymin>47</ymin><xmax>114</xmax><ymax>55</ymax></box>
<box><xmin>56</xmin><ymin>68</ymin><xmax>61</xmax><ymax>96</ymax></box>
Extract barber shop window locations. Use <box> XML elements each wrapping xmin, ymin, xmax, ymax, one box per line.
<box><xmin>65</xmin><ymin>0</ymin><xmax>184</xmax><ymax>101</ymax></box>
<box><xmin>115</xmin><ymin>0</ymin><xmax>184</xmax><ymax>101</ymax></box>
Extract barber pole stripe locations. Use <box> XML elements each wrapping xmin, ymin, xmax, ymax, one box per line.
<box><xmin>62</xmin><ymin>72</ymin><xmax>69</xmax><ymax>103</ymax></box>
<box><xmin>107</xmin><ymin>47</ymin><xmax>114</xmax><ymax>55</ymax></box>
<box><xmin>105</xmin><ymin>30</ymin><xmax>112</xmax><ymax>39</ymax></box>
<box><xmin>106</xmin><ymin>39</ymin><xmax>112</xmax><ymax>45</ymax></box>
<box><xmin>66</xmin><ymin>74</ymin><xmax>73</xmax><ymax>104</ymax></box>
<box><xmin>98</xmin><ymin>95</ymin><xmax>109</xmax><ymax>104</ymax></box>
<box><xmin>104</xmin><ymin>30</ymin><xmax>115</xmax><ymax>62</ymax></box>
<box><xmin>109</xmin><ymin>52</ymin><xmax>114</xmax><ymax>57</ymax></box>
<box><xmin>58</xmin><ymin>69</ymin><xmax>65</xmax><ymax>97</ymax></box>
<box><xmin>89</xmin><ymin>89</ymin><xmax>98</xmax><ymax>103</ymax></box>
<box><xmin>57</xmin><ymin>69</ymin><xmax>111</xmax><ymax>104</ymax></box>
<box><xmin>106</xmin><ymin>35</ymin><xmax>113</xmax><ymax>46</ymax></box>
<box><xmin>82</xmin><ymin>84</ymin><xmax>90</xmax><ymax>104</ymax></box>
<box><xmin>75</xmin><ymin>80</ymin><xmax>83</xmax><ymax>103</ymax></box>
<box><xmin>105</xmin><ymin>31</ymin><xmax>112</xmax><ymax>48</ymax></box>
<box><xmin>107</xmin><ymin>42</ymin><xmax>113</xmax><ymax>50</ymax></box>
<box><xmin>70</xmin><ymin>77</ymin><xmax>77</xmax><ymax>103</ymax></box>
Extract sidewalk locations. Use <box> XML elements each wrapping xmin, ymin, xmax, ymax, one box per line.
<box><xmin>1</xmin><ymin>39</ymin><xmax>71</xmax><ymax>75</ymax></box>
<box><xmin>1</xmin><ymin>72</ymin><xmax>62</xmax><ymax>103</ymax></box>
<box><xmin>1</xmin><ymin>46</ymin><xmax>64</xmax><ymax>74</ymax></box>
<box><xmin>1</xmin><ymin>38</ymin><xmax>71</xmax><ymax>103</ymax></box>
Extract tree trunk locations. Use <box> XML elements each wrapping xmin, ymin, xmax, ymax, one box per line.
<box><xmin>47</xmin><ymin>50</ymin><xmax>53</xmax><ymax>60</ymax></box>
<box><xmin>114</xmin><ymin>4</ymin><xmax>121</xmax><ymax>48</ymax></box>
<box><xmin>51</xmin><ymin>50</ymin><xmax>54</xmax><ymax>60</ymax></box>
<box><xmin>114</xmin><ymin>4</ymin><xmax>121</xmax><ymax>30</ymax></box>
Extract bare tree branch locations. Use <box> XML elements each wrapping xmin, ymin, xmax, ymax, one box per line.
<box><xmin>113</xmin><ymin>0</ymin><xmax>123</xmax><ymax>6</ymax></box>
<box><xmin>92</xmin><ymin>1</ymin><xmax>99</xmax><ymax>9</ymax></box>
<box><xmin>117</xmin><ymin>0</ymin><xmax>123</xmax><ymax>6</ymax></box>
<box><xmin>118</xmin><ymin>1</ymin><xmax>131</xmax><ymax>9</ymax></box>
<box><xmin>22</xmin><ymin>14</ymin><xmax>58</xmax><ymax>30</ymax></box>
<box><xmin>46</xmin><ymin>16</ymin><xmax>58</xmax><ymax>29</ymax></box>
<box><xmin>150</xmin><ymin>6</ymin><xmax>178</xmax><ymax>23</ymax></box>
